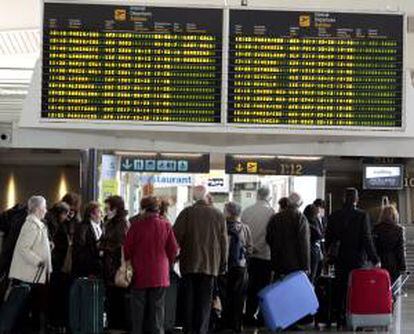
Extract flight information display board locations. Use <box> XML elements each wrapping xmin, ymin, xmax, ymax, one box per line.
<box><xmin>228</xmin><ymin>10</ymin><xmax>404</xmax><ymax>128</ymax></box>
<box><xmin>42</xmin><ymin>3</ymin><xmax>222</xmax><ymax>123</ymax></box>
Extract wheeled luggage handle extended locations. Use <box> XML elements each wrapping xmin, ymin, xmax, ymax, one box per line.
<box><xmin>33</xmin><ymin>264</ymin><xmax>45</xmax><ymax>284</ymax></box>
<box><xmin>391</xmin><ymin>272</ymin><xmax>410</xmax><ymax>297</ymax></box>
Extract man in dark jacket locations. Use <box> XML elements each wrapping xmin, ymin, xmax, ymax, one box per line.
<box><xmin>0</xmin><ymin>204</ymin><xmax>28</xmax><ymax>304</ymax></box>
<box><xmin>266</xmin><ymin>192</ymin><xmax>310</xmax><ymax>279</ymax></box>
<box><xmin>174</xmin><ymin>186</ymin><xmax>228</xmax><ymax>334</ymax></box>
<box><xmin>325</xmin><ymin>188</ymin><xmax>379</xmax><ymax>327</ymax></box>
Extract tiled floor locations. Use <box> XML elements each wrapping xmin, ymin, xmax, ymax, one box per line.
<box><xmin>240</xmin><ymin>290</ymin><xmax>414</xmax><ymax>333</ymax></box>
<box><xmin>107</xmin><ymin>291</ymin><xmax>414</xmax><ymax>334</ymax></box>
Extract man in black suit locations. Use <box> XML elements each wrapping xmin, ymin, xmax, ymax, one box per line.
<box><xmin>325</xmin><ymin>188</ymin><xmax>379</xmax><ymax>328</ymax></box>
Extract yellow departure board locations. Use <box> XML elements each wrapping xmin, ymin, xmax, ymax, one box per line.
<box><xmin>228</xmin><ymin>10</ymin><xmax>404</xmax><ymax>128</ymax></box>
<box><xmin>42</xmin><ymin>3</ymin><xmax>222</xmax><ymax>123</ymax></box>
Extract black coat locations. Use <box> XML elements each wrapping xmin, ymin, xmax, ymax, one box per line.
<box><xmin>51</xmin><ymin>221</ymin><xmax>74</xmax><ymax>272</ymax></box>
<box><xmin>72</xmin><ymin>221</ymin><xmax>102</xmax><ymax>278</ymax></box>
<box><xmin>326</xmin><ymin>205</ymin><xmax>379</xmax><ymax>271</ymax></box>
<box><xmin>266</xmin><ymin>208</ymin><xmax>310</xmax><ymax>277</ymax></box>
<box><xmin>0</xmin><ymin>204</ymin><xmax>27</xmax><ymax>276</ymax></box>
<box><xmin>308</xmin><ymin>217</ymin><xmax>324</xmax><ymax>263</ymax></box>
<box><xmin>373</xmin><ymin>222</ymin><xmax>406</xmax><ymax>283</ymax></box>
<box><xmin>100</xmin><ymin>215</ymin><xmax>127</xmax><ymax>284</ymax></box>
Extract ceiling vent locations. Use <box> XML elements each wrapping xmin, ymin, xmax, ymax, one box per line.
<box><xmin>0</xmin><ymin>29</ymin><xmax>40</xmax><ymax>55</ymax></box>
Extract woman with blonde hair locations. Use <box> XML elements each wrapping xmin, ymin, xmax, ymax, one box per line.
<box><xmin>373</xmin><ymin>205</ymin><xmax>406</xmax><ymax>283</ymax></box>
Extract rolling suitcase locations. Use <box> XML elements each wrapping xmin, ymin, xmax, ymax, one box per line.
<box><xmin>165</xmin><ymin>270</ymin><xmax>180</xmax><ymax>332</ymax></box>
<box><xmin>314</xmin><ymin>275</ymin><xmax>336</xmax><ymax>328</ymax></box>
<box><xmin>258</xmin><ymin>271</ymin><xmax>319</xmax><ymax>331</ymax></box>
<box><xmin>69</xmin><ymin>278</ymin><xmax>105</xmax><ymax>334</ymax></box>
<box><xmin>347</xmin><ymin>268</ymin><xmax>392</xmax><ymax>331</ymax></box>
<box><xmin>0</xmin><ymin>264</ymin><xmax>44</xmax><ymax>334</ymax></box>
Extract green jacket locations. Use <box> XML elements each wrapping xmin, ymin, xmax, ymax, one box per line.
<box><xmin>174</xmin><ymin>201</ymin><xmax>228</xmax><ymax>276</ymax></box>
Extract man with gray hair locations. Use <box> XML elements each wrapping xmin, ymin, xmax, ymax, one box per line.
<box><xmin>241</xmin><ymin>186</ymin><xmax>275</xmax><ymax>326</ymax></box>
<box><xmin>220</xmin><ymin>201</ymin><xmax>253</xmax><ymax>333</ymax></box>
<box><xmin>1</xmin><ymin>196</ymin><xmax>52</xmax><ymax>333</ymax></box>
<box><xmin>266</xmin><ymin>192</ymin><xmax>310</xmax><ymax>279</ymax></box>
<box><xmin>9</xmin><ymin>196</ymin><xmax>51</xmax><ymax>283</ymax></box>
<box><xmin>174</xmin><ymin>186</ymin><xmax>228</xmax><ymax>334</ymax></box>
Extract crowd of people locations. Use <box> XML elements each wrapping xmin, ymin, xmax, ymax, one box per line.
<box><xmin>0</xmin><ymin>184</ymin><xmax>407</xmax><ymax>334</ymax></box>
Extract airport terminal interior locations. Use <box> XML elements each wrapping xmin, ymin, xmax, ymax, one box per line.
<box><xmin>2</xmin><ymin>0</ymin><xmax>414</xmax><ymax>333</ymax></box>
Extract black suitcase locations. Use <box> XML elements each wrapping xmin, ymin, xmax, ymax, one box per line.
<box><xmin>0</xmin><ymin>283</ymin><xmax>31</xmax><ymax>333</ymax></box>
<box><xmin>314</xmin><ymin>275</ymin><xmax>336</xmax><ymax>328</ymax></box>
<box><xmin>0</xmin><ymin>265</ymin><xmax>44</xmax><ymax>334</ymax></box>
<box><xmin>69</xmin><ymin>278</ymin><xmax>105</xmax><ymax>334</ymax></box>
<box><xmin>165</xmin><ymin>270</ymin><xmax>180</xmax><ymax>332</ymax></box>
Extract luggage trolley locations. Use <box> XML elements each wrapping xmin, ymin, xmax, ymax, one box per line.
<box><xmin>347</xmin><ymin>269</ymin><xmax>410</xmax><ymax>332</ymax></box>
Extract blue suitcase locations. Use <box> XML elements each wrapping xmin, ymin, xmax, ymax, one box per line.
<box><xmin>258</xmin><ymin>271</ymin><xmax>319</xmax><ymax>331</ymax></box>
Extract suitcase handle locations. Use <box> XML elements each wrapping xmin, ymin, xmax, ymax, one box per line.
<box><xmin>33</xmin><ymin>264</ymin><xmax>45</xmax><ymax>284</ymax></box>
<box><xmin>392</xmin><ymin>272</ymin><xmax>410</xmax><ymax>297</ymax></box>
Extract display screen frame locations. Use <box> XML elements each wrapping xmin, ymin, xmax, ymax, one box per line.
<box><xmin>40</xmin><ymin>0</ymin><xmax>226</xmax><ymax>126</ymax></box>
<box><xmin>226</xmin><ymin>6</ymin><xmax>407</xmax><ymax>131</ymax></box>
<box><xmin>37</xmin><ymin>1</ymin><xmax>407</xmax><ymax>133</ymax></box>
<box><xmin>363</xmin><ymin>164</ymin><xmax>405</xmax><ymax>190</ymax></box>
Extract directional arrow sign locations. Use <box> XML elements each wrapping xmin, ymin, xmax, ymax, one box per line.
<box><xmin>120</xmin><ymin>154</ymin><xmax>210</xmax><ymax>173</ymax></box>
<box><xmin>121</xmin><ymin>158</ymin><xmax>133</xmax><ymax>171</ymax></box>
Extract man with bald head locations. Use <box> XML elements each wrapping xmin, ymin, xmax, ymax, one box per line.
<box><xmin>174</xmin><ymin>185</ymin><xmax>228</xmax><ymax>334</ymax></box>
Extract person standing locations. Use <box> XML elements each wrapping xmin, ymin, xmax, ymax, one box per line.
<box><xmin>241</xmin><ymin>186</ymin><xmax>274</xmax><ymax>325</ymax></box>
<box><xmin>303</xmin><ymin>204</ymin><xmax>324</xmax><ymax>283</ymax></box>
<box><xmin>266</xmin><ymin>193</ymin><xmax>310</xmax><ymax>279</ymax></box>
<box><xmin>0</xmin><ymin>204</ymin><xmax>28</xmax><ymax>304</ymax></box>
<box><xmin>61</xmin><ymin>192</ymin><xmax>82</xmax><ymax>227</ymax></box>
<box><xmin>7</xmin><ymin>196</ymin><xmax>52</xmax><ymax>333</ymax></box>
<box><xmin>72</xmin><ymin>202</ymin><xmax>103</xmax><ymax>278</ymax></box>
<box><xmin>220</xmin><ymin>202</ymin><xmax>253</xmax><ymax>333</ymax></box>
<box><xmin>373</xmin><ymin>205</ymin><xmax>406</xmax><ymax>283</ymax></box>
<box><xmin>101</xmin><ymin>196</ymin><xmax>129</xmax><ymax>330</ymax></box>
<box><xmin>174</xmin><ymin>186</ymin><xmax>228</xmax><ymax>334</ymax></box>
<box><xmin>313</xmin><ymin>198</ymin><xmax>327</xmax><ymax>235</ymax></box>
<box><xmin>44</xmin><ymin>202</ymin><xmax>71</xmax><ymax>332</ymax></box>
<box><xmin>125</xmin><ymin>196</ymin><xmax>179</xmax><ymax>334</ymax></box>
<box><xmin>325</xmin><ymin>188</ymin><xmax>379</xmax><ymax>328</ymax></box>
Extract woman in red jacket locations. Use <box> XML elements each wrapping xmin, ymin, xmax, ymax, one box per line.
<box><xmin>124</xmin><ymin>196</ymin><xmax>179</xmax><ymax>334</ymax></box>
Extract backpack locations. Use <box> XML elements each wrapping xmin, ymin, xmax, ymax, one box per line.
<box><xmin>228</xmin><ymin>225</ymin><xmax>246</xmax><ymax>269</ymax></box>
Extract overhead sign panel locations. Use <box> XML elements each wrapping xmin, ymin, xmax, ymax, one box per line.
<box><xmin>42</xmin><ymin>3</ymin><xmax>223</xmax><ymax>123</ymax></box>
<box><xmin>363</xmin><ymin>164</ymin><xmax>404</xmax><ymax>190</ymax></box>
<box><xmin>228</xmin><ymin>10</ymin><xmax>404</xmax><ymax>128</ymax></box>
<box><xmin>226</xmin><ymin>154</ymin><xmax>324</xmax><ymax>176</ymax></box>
<box><xmin>120</xmin><ymin>153</ymin><xmax>210</xmax><ymax>173</ymax></box>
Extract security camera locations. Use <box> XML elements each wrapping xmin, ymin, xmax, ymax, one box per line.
<box><xmin>0</xmin><ymin>133</ymin><xmax>10</xmax><ymax>141</ymax></box>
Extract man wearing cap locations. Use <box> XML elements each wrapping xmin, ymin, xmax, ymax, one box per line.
<box><xmin>266</xmin><ymin>192</ymin><xmax>310</xmax><ymax>279</ymax></box>
<box><xmin>174</xmin><ymin>185</ymin><xmax>228</xmax><ymax>334</ymax></box>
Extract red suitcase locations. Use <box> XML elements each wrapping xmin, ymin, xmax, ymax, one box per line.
<box><xmin>347</xmin><ymin>268</ymin><xmax>392</xmax><ymax>331</ymax></box>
